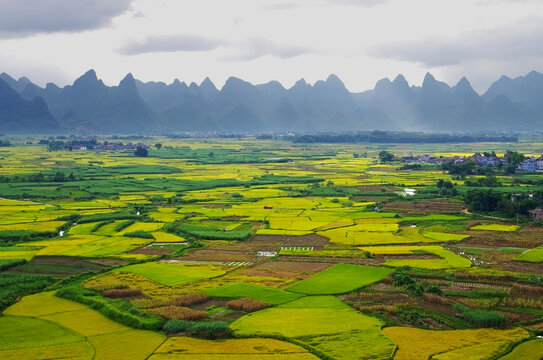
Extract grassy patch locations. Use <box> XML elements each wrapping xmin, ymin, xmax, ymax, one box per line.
<box><xmin>114</xmin><ymin>262</ymin><xmax>226</xmax><ymax>286</ymax></box>
<box><xmin>515</xmin><ymin>247</ymin><xmax>543</xmax><ymax>263</ymax></box>
<box><xmin>203</xmin><ymin>283</ymin><xmax>303</xmax><ymax>305</ymax></box>
<box><xmin>285</xmin><ymin>263</ymin><xmax>392</xmax><ymax>295</ymax></box>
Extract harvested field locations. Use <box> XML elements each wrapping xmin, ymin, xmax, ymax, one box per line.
<box><xmin>382</xmin><ymin>198</ymin><xmax>464</xmax><ymax>216</ymax></box>
<box><xmin>8</xmin><ymin>256</ymin><xmax>108</xmax><ymax>278</ymax></box>
<box><xmin>180</xmin><ymin>249</ymin><xmax>256</xmax><ymax>262</ymax></box>
<box><xmin>252</xmin><ymin>260</ymin><xmax>333</xmax><ymax>273</ymax></box>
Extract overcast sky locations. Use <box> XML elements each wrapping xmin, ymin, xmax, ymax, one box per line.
<box><xmin>0</xmin><ymin>0</ymin><xmax>542</xmax><ymax>93</ymax></box>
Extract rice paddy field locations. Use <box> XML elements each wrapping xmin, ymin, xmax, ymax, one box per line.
<box><xmin>1</xmin><ymin>137</ymin><xmax>543</xmax><ymax>359</ymax></box>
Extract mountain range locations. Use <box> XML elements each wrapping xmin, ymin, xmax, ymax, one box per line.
<box><xmin>1</xmin><ymin>69</ymin><xmax>543</xmax><ymax>134</ymax></box>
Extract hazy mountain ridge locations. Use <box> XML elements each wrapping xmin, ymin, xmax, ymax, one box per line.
<box><xmin>1</xmin><ymin>70</ymin><xmax>543</xmax><ymax>133</ymax></box>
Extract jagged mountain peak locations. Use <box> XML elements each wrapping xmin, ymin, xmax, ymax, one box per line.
<box><xmin>118</xmin><ymin>73</ymin><xmax>139</xmax><ymax>94</ymax></box>
<box><xmin>393</xmin><ymin>74</ymin><xmax>409</xmax><ymax>87</ymax></box>
<box><xmin>375</xmin><ymin>77</ymin><xmax>392</xmax><ymax>91</ymax></box>
<box><xmin>422</xmin><ymin>72</ymin><xmax>437</xmax><ymax>85</ymax></box>
<box><xmin>325</xmin><ymin>73</ymin><xmax>344</xmax><ymax>86</ymax></box>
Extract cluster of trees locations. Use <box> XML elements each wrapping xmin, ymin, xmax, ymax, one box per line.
<box><xmin>46</xmin><ymin>139</ymin><xmax>98</xmax><ymax>151</ymax></box>
<box><xmin>293</xmin><ymin>132</ymin><xmax>518</xmax><ymax>144</ymax></box>
<box><xmin>0</xmin><ymin>171</ymin><xmax>76</xmax><ymax>183</ymax></box>
<box><xmin>436</xmin><ymin>179</ymin><xmax>458</xmax><ymax>196</ymax></box>
<box><xmin>464</xmin><ymin>175</ymin><xmax>502</xmax><ymax>187</ymax></box>
<box><xmin>134</xmin><ymin>146</ymin><xmax>148</xmax><ymax>157</ymax></box>
<box><xmin>378</xmin><ymin>150</ymin><xmax>396</xmax><ymax>163</ymax></box>
<box><xmin>0</xmin><ymin>139</ymin><xmax>11</xmax><ymax>147</ymax></box>
<box><xmin>464</xmin><ymin>189</ymin><xmax>541</xmax><ymax>215</ymax></box>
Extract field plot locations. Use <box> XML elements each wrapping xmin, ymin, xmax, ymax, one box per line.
<box><xmin>231</xmin><ymin>296</ymin><xmax>395</xmax><ymax>359</ymax></box>
<box><xmin>230</xmin><ymin>295</ymin><xmax>385</xmax><ymax>337</ymax></box>
<box><xmin>113</xmin><ymin>262</ymin><xmax>227</xmax><ymax>286</ymax></box>
<box><xmin>3</xmin><ymin>292</ymin><xmax>165</xmax><ymax>360</ymax></box>
<box><xmin>471</xmin><ymin>224</ymin><xmax>520</xmax><ymax>232</ymax></box>
<box><xmin>499</xmin><ymin>339</ymin><xmax>543</xmax><ymax>360</ymax></box>
<box><xmin>285</xmin><ymin>263</ymin><xmax>392</xmax><ymax>295</ymax></box>
<box><xmin>149</xmin><ymin>336</ymin><xmax>319</xmax><ymax>360</ymax></box>
<box><xmin>361</xmin><ymin>245</ymin><xmax>472</xmax><ymax>269</ymax></box>
<box><xmin>514</xmin><ymin>246</ymin><xmax>543</xmax><ymax>263</ymax></box>
<box><xmin>383</xmin><ymin>327</ymin><xmax>528</xmax><ymax>360</ymax></box>
<box><xmin>203</xmin><ymin>282</ymin><xmax>303</xmax><ymax>304</ymax></box>
<box><xmin>17</xmin><ymin>234</ymin><xmax>155</xmax><ymax>259</ymax></box>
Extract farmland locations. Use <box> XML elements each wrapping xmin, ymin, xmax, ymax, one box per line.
<box><xmin>0</xmin><ymin>136</ymin><xmax>543</xmax><ymax>359</ymax></box>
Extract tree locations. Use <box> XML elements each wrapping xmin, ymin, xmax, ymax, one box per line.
<box><xmin>505</xmin><ymin>150</ymin><xmax>525</xmax><ymax>167</ymax></box>
<box><xmin>378</xmin><ymin>150</ymin><xmax>395</xmax><ymax>163</ymax></box>
<box><xmin>437</xmin><ymin>179</ymin><xmax>457</xmax><ymax>196</ymax></box>
<box><xmin>155</xmin><ymin>143</ymin><xmax>162</xmax><ymax>150</ymax></box>
<box><xmin>134</xmin><ymin>146</ymin><xmax>148</xmax><ymax>157</ymax></box>
<box><xmin>53</xmin><ymin>171</ymin><xmax>66</xmax><ymax>182</ymax></box>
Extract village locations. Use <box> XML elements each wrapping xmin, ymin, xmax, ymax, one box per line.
<box><xmin>402</xmin><ymin>152</ymin><xmax>543</xmax><ymax>172</ymax></box>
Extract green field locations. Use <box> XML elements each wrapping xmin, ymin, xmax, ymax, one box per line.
<box><xmin>285</xmin><ymin>263</ymin><xmax>393</xmax><ymax>295</ymax></box>
<box><xmin>113</xmin><ymin>262</ymin><xmax>227</xmax><ymax>286</ymax></box>
<box><xmin>514</xmin><ymin>246</ymin><xmax>543</xmax><ymax>263</ymax></box>
<box><xmin>203</xmin><ymin>283</ymin><xmax>303</xmax><ymax>304</ymax></box>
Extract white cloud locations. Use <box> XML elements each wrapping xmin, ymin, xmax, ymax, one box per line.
<box><xmin>119</xmin><ymin>35</ymin><xmax>228</xmax><ymax>55</ymax></box>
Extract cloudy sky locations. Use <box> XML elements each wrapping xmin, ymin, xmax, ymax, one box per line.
<box><xmin>0</xmin><ymin>0</ymin><xmax>542</xmax><ymax>93</ymax></box>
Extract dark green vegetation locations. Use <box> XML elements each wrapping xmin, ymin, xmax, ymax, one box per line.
<box><xmin>0</xmin><ymin>273</ymin><xmax>55</xmax><ymax>310</ymax></box>
<box><xmin>162</xmin><ymin>320</ymin><xmax>229</xmax><ymax>338</ymax></box>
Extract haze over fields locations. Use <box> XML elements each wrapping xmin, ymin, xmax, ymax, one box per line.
<box><xmin>1</xmin><ymin>70</ymin><xmax>543</xmax><ymax>133</ymax></box>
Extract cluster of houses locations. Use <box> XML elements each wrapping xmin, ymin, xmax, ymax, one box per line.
<box><xmin>402</xmin><ymin>153</ymin><xmax>543</xmax><ymax>172</ymax></box>
<box><xmin>517</xmin><ymin>156</ymin><xmax>543</xmax><ymax>172</ymax></box>
<box><xmin>72</xmin><ymin>142</ymin><xmax>150</xmax><ymax>151</ymax></box>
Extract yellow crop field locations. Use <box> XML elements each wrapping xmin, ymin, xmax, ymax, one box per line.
<box><xmin>3</xmin><ymin>292</ymin><xmax>165</xmax><ymax>360</ymax></box>
<box><xmin>256</xmin><ymin>229</ymin><xmax>313</xmax><ymax>236</ymax></box>
<box><xmin>471</xmin><ymin>224</ymin><xmax>520</xmax><ymax>232</ymax></box>
<box><xmin>152</xmin><ymin>231</ymin><xmax>187</xmax><ymax>242</ymax></box>
<box><xmin>383</xmin><ymin>327</ymin><xmax>528</xmax><ymax>360</ymax></box>
<box><xmin>119</xmin><ymin>222</ymin><xmax>164</xmax><ymax>233</ymax></box>
<box><xmin>267</xmin><ymin>216</ymin><xmax>330</xmax><ymax>231</ymax></box>
<box><xmin>151</xmin><ymin>337</ymin><xmax>316</xmax><ymax>356</ymax></box>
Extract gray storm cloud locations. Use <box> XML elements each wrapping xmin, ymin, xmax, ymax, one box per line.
<box><xmin>369</xmin><ymin>18</ymin><xmax>543</xmax><ymax>67</ymax></box>
<box><xmin>0</xmin><ymin>0</ymin><xmax>134</xmax><ymax>38</ymax></box>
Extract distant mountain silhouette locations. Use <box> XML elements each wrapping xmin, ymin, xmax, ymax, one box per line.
<box><xmin>1</xmin><ymin>69</ymin><xmax>543</xmax><ymax>133</ymax></box>
<box><xmin>0</xmin><ymin>78</ymin><xmax>59</xmax><ymax>133</ymax></box>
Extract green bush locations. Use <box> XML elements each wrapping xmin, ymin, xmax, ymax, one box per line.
<box><xmin>115</xmin><ymin>220</ymin><xmax>135</xmax><ymax>232</ymax></box>
<box><xmin>124</xmin><ymin>231</ymin><xmax>154</xmax><ymax>239</ymax></box>
<box><xmin>55</xmin><ymin>286</ymin><xmax>163</xmax><ymax>330</ymax></box>
<box><xmin>453</xmin><ymin>304</ymin><xmax>507</xmax><ymax>327</ymax></box>
<box><xmin>0</xmin><ymin>258</ymin><xmax>26</xmax><ymax>271</ymax></box>
<box><xmin>163</xmin><ymin>319</ymin><xmax>229</xmax><ymax>338</ymax></box>
<box><xmin>174</xmin><ymin>223</ymin><xmax>252</xmax><ymax>241</ymax></box>
<box><xmin>0</xmin><ymin>273</ymin><xmax>55</xmax><ymax>310</ymax></box>
<box><xmin>78</xmin><ymin>212</ymin><xmax>140</xmax><ymax>224</ymax></box>
<box><xmin>91</xmin><ymin>220</ymin><xmax>114</xmax><ymax>232</ymax></box>
<box><xmin>0</xmin><ymin>229</ymin><xmax>56</xmax><ymax>243</ymax></box>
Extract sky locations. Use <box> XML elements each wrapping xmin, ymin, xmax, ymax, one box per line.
<box><xmin>0</xmin><ymin>0</ymin><xmax>542</xmax><ymax>94</ymax></box>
